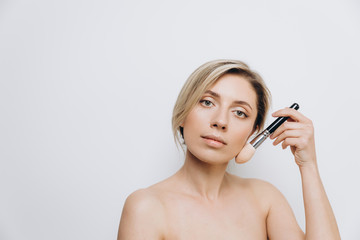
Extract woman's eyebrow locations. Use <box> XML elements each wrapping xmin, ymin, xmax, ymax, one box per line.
<box><xmin>234</xmin><ymin>100</ymin><xmax>253</xmax><ymax>110</ymax></box>
<box><xmin>204</xmin><ymin>90</ymin><xmax>253</xmax><ymax>110</ymax></box>
<box><xmin>204</xmin><ymin>90</ymin><xmax>220</xmax><ymax>98</ymax></box>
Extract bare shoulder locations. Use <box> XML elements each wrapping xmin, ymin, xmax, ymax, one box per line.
<box><xmin>229</xmin><ymin>174</ymin><xmax>282</xmax><ymax>195</ymax></box>
<box><xmin>229</xmin><ymin>175</ymin><xmax>304</xmax><ymax>238</ymax></box>
<box><xmin>124</xmin><ymin>187</ymin><xmax>164</xmax><ymax>214</ymax></box>
<box><xmin>118</xmin><ymin>188</ymin><xmax>165</xmax><ymax>240</ymax></box>
<box><xmin>228</xmin><ymin>174</ymin><xmax>286</xmax><ymax>206</ymax></box>
<box><xmin>122</xmin><ymin>176</ymin><xmax>175</xmax><ymax>211</ymax></box>
<box><xmin>247</xmin><ymin>178</ymin><xmax>283</xmax><ymax>195</ymax></box>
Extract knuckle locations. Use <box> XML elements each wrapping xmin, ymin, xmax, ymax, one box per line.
<box><xmin>306</xmin><ymin>119</ymin><xmax>314</xmax><ymax>127</ymax></box>
<box><xmin>307</xmin><ymin>129</ymin><xmax>313</xmax><ymax>136</ymax></box>
<box><xmin>299</xmin><ymin>138</ymin><xmax>307</xmax><ymax>146</ymax></box>
<box><xmin>305</xmin><ymin>126</ymin><xmax>314</xmax><ymax>135</ymax></box>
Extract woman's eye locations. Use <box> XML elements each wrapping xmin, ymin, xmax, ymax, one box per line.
<box><xmin>235</xmin><ymin>110</ymin><xmax>248</xmax><ymax>118</ymax></box>
<box><xmin>200</xmin><ymin>100</ymin><xmax>213</xmax><ymax>107</ymax></box>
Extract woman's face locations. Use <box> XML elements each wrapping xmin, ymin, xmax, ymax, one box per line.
<box><xmin>182</xmin><ymin>73</ymin><xmax>258</xmax><ymax>164</ymax></box>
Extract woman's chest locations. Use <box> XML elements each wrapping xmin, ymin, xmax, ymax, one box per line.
<box><xmin>162</xmin><ymin>194</ymin><xmax>268</xmax><ymax>240</ymax></box>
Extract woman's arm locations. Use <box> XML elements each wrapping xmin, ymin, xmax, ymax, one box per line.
<box><xmin>299</xmin><ymin>160</ymin><xmax>340</xmax><ymax>239</ymax></box>
<box><xmin>271</xmin><ymin>107</ymin><xmax>341</xmax><ymax>240</ymax></box>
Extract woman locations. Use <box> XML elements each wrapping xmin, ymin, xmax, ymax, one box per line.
<box><xmin>118</xmin><ymin>59</ymin><xmax>340</xmax><ymax>239</ymax></box>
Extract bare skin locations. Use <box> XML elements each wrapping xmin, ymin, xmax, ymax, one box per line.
<box><xmin>119</xmin><ymin>155</ymin><xmax>302</xmax><ymax>239</ymax></box>
<box><xmin>118</xmin><ymin>74</ymin><xmax>340</xmax><ymax>240</ymax></box>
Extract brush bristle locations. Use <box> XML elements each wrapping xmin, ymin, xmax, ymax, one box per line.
<box><xmin>235</xmin><ymin>143</ymin><xmax>256</xmax><ymax>164</ymax></box>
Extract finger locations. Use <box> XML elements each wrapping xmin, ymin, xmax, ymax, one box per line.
<box><xmin>272</xmin><ymin>107</ymin><xmax>310</xmax><ymax>123</ymax></box>
<box><xmin>270</xmin><ymin>121</ymin><xmax>302</xmax><ymax>140</ymax></box>
<box><xmin>272</xmin><ymin>129</ymin><xmax>302</xmax><ymax>146</ymax></box>
<box><xmin>286</xmin><ymin>118</ymin><xmax>296</xmax><ymax>123</ymax></box>
<box><xmin>281</xmin><ymin>138</ymin><xmax>298</xmax><ymax>149</ymax></box>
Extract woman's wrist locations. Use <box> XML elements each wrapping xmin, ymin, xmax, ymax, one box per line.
<box><xmin>298</xmin><ymin>159</ymin><xmax>319</xmax><ymax>175</ymax></box>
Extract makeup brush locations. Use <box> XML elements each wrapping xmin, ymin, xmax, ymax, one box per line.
<box><xmin>235</xmin><ymin>103</ymin><xmax>300</xmax><ymax>163</ymax></box>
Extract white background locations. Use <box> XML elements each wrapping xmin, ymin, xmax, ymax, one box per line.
<box><xmin>1</xmin><ymin>0</ymin><xmax>360</xmax><ymax>239</ymax></box>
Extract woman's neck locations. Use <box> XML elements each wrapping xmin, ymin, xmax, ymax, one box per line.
<box><xmin>177</xmin><ymin>150</ymin><xmax>230</xmax><ymax>201</ymax></box>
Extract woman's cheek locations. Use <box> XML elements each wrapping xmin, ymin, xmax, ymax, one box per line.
<box><xmin>233</xmin><ymin>124</ymin><xmax>253</xmax><ymax>148</ymax></box>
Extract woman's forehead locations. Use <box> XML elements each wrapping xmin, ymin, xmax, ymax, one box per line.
<box><xmin>206</xmin><ymin>74</ymin><xmax>257</xmax><ymax>107</ymax></box>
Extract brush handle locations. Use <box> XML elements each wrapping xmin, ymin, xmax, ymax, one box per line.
<box><xmin>266</xmin><ymin>103</ymin><xmax>299</xmax><ymax>134</ymax></box>
<box><xmin>249</xmin><ymin>103</ymin><xmax>300</xmax><ymax>149</ymax></box>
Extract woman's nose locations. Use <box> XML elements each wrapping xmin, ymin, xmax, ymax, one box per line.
<box><xmin>210</xmin><ymin>110</ymin><xmax>228</xmax><ymax>130</ymax></box>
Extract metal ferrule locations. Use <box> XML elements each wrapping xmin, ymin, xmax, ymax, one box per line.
<box><xmin>250</xmin><ymin>129</ymin><xmax>271</xmax><ymax>149</ymax></box>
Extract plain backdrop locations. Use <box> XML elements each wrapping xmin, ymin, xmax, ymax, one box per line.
<box><xmin>1</xmin><ymin>0</ymin><xmax>360</xmax><ymax>239</ymax></box>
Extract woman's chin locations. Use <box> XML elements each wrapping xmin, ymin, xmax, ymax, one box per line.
<box><xmin>187</xmin><ymin>148</ymin><xmax>233</xmax><ymax>165</ymax></box>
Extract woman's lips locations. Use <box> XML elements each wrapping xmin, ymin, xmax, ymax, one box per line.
<box><xmin>201</xmin><ymin>135</ymin><xmax>227</xmax><ymax>148</ymax></box>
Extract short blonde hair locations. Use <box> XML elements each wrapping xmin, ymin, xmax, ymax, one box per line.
<box><xmin>172</xmin><ymin>59</ymin><xmax>271</xmax><ymax>148</ymax></box>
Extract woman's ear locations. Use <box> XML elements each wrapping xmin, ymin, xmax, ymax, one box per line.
<box><xmin>179</xmin><ymin>118</ymin><xmax>185</xmax><ymax>127</ymax></box>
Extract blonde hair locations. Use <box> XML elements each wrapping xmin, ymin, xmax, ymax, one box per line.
<box><xmin>172</xmin><ymin>59</ymin><xmax>271</xmax><ymax>148</ymax></box>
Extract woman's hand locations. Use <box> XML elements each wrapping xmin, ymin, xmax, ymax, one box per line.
<box><xmin>270</xmin><ymin>107</ymin><xmax>317</xmax><ymax>168</ymax></box>
<box><xmin>270</xmin><ymin>107</ymin><xmax>341</xmax><ymax>239</ymax></box>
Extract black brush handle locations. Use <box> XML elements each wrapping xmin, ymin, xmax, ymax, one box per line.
<box><xmin>266</xmin><ymin>103</ymin><xmax>300</xmax><ymax>134</ymax></box>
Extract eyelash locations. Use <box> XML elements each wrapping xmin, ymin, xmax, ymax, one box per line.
<box><xmin>199</xmin><ymin>99</ymin><xmax>248</xmax><ymax>119</ymax></box>
<box><xmin>200</xmin><ymin>99</ymin><xmax>213</xmax><ymax>107</ymax></box>
<box><xmin>234</xmin><ymin>110</ymin><xmax>248</xmax><ymax>118</ymax></box>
